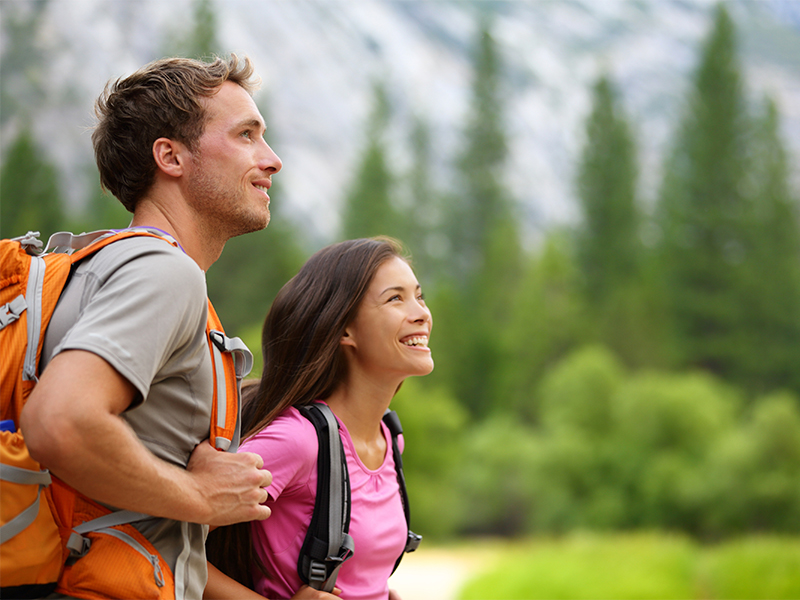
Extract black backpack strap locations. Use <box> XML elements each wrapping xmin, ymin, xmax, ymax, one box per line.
<box><xmin>298</xmin><ymin>404</ymin><xmax>354</xmax><ymax>592</ymax></box>
<box><xmin>382</xmin><ymin>409</ymin><xmax>422</xmax><ymax>575</ymax></box>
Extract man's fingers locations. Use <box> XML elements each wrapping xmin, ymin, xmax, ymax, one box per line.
<box><xmin>241</xmin><ymin>450</ymin><xmax>264</xmax><ymax>470</ymax></box>
<box><xmin>253</xmin><ymin>504</ymin><xmax>272</xmax><ymax>521</ymax></box>
<box><xmin>259</xmin><ymin>467</ymin><xmax>272</xmax><ymax>488</ymax></box>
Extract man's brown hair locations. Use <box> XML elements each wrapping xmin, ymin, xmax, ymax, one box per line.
<box><xmin>92</xmin><ymin>54</ymin><xmax>258</xmax><ymax>212</ymax></box>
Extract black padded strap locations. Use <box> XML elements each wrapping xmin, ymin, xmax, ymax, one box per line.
<box><xmin>298</xmin><ymin>404</ymin><xmax>353</xmax><ymax>591</ymax></box>
<box><xmin>383</xmin><ymin>410</ymin><xmax>422</xmax><ymax>574</ymax></box>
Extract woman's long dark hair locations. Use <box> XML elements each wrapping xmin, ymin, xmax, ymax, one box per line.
<box><xmin>206</xmin><ymin>237</ymin><xmax>405</xmax><ymax>588</ymax></box>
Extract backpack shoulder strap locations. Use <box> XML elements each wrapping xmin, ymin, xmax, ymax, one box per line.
<box><xmin>382</xmin><ymin>409</ymin><xmax>422</xmax><ymax>574</ymax></box>
<box><xmin>297</xmin><ymin>403</ymin><xmax>354</xmax><ymax>592</ymax></box>
<box><xmin>63</xmin><ymin>229</ymin><xmax>253</xmax><ymax>452</ymax></box>
<box><xmin>205</xmin><ymin>300</ymin><xmax>252</xmax><ymax>452</ymax></box>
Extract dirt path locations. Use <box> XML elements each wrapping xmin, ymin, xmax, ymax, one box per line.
<box><xmin>388</xmin><ymin>545</ymin><xmax>497</xmax><ymax>600</ymax></box>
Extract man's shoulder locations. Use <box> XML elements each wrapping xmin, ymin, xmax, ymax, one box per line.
<box><xmin>80</xmin><ymin>234</ymin><xmax>204</xmax><ymax>290</ymax></box>
<box><xmin>88</xmin><ymin>233</ymin><xmax>195</xmax><ymax>266</ymax></box>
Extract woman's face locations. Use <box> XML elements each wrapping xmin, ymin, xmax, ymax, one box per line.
<box><xmin>341</xmin><ymin>256</ymin><xmax>433</xmax><ymax>381</ymax></box>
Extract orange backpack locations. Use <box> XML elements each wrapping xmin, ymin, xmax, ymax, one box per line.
<box><xmin>0</xmin><ymin>229</ymin><xmax>251</xmax><ymax>599</ymax></box>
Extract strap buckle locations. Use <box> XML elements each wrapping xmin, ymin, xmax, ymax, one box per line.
<box><xmin>405</xmin><ymin>530</ymin><xmax>422</xmax><ymax>553</ymax></box>
<box><xmin>308</xmin><ymin>560</ymin><xmax>328</xmax><ymax>586</ymax></box>
<box><xmin>66</xmin><ymin>532</ymin><xmax>92</xmax><ymax>558</ymax></box>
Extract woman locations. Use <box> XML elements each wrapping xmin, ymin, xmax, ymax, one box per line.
<box><xmin>205</xmin><ymin>237</ymin><xmax>433</xmax><ymax>600</ymax></box>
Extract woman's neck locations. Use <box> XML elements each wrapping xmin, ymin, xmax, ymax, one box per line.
<box><xmin>324</xmin><ymin>375</ymin><xmax>399</xmax><ymax>469</ymax></box>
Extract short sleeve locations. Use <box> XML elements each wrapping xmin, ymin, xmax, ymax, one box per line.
<box><xmin>50</xmin><ymin>237</ymin><xmax>207</xmax><ymax>402</ymax></box>
<box><xmin>239</xmin><ymin>407</ymin><xmax>319</xmax><ymax>500</ymax></box>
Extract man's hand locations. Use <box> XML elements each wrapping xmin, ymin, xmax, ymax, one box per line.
<box><xmin>187</xmin><ymin>441</ymin><xmax>272</xmax><ymax>526</ymax></box>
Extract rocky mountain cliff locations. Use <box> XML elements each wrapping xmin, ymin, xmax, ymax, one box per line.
<box><xmin>2</xmin><ymin>0</ymin><xmax>800</xmax><ymax>243</ymax></box>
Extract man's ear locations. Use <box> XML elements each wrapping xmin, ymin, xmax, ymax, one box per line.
<box><xmin>152</xmin><ymin>137</ymin><xmax>188</xmax><ymax>177</ymax></box>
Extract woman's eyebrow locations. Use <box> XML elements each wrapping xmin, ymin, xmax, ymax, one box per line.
<box><xmin>379</xmin><ymin>284</ymin><xmax>421</xmax><ymax>296</ymax></box>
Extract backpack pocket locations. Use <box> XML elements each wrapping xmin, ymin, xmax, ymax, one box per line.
<box><xmin>49</xmin><ymin>480</ymin><xmax>176</xmax><ymax>600</ymax></box>
<box><xmin>57</xmin><ymin>520</ymin><xmax>175</xmax><ymax>600</ymax></box>
<box><xmin>0</xmin><ymin>429</ymin><xmax>63</xmax><ymax>598</ymax></box>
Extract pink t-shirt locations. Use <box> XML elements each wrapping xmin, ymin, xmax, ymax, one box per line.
<box><xmin>239</xmin><ymin>404</ymin><xmax>408</xmax><ymax>600</ymax></box>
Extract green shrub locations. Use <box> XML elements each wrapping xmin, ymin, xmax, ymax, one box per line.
<box><xmin>458</xmin><ymin>533</ymin><xmax>800</xmax><ymax>599</ymax></box>
<box><xmin>393</xmin><ymin>378</ymin><xmax>469</xmax><ymax>538</ymax></box>
<box><xmin>454</xmin><ymin>415</ymin><xmax>541</xmax><ymax>536</ymax></box>
<box><xmin>700</xmin><ymin>536</ymin><xmax>800</xmax><ymax>599</ymax></box>
<box><xmin>460</xmin><ymin>532</ymin><xmax>697</xmax><ymax>600</ymax></box>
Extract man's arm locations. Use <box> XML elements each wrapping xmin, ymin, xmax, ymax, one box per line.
<box><xmin>20</xmin><ymin>349</ymin><xmax>271</xmax><ymax>526</ymax></box>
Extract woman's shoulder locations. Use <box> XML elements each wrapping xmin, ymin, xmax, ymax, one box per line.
<box><xmin>241</xmin><ymin>406</ymin><xmax>320</xmax><ymax>460</ymax></box>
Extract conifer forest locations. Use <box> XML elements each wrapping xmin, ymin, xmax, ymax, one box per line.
<box><xmin>3</xmin><ymin>1</ymin><xmax>800</xmax><ymax>547</ymax></box>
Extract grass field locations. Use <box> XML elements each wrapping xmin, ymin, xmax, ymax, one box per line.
<box><xmin>457</xmin><ymin>532</ymin><xmax>800</xmax><ymax>599</ymax></box>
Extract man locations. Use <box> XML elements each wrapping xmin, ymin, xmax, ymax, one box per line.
<box><xmin>20</xmin><ymin>55</ymin><xmax>279</xmax><ymax>599</ymax></box>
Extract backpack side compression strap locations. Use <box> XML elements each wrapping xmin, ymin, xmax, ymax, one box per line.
<box><xmin>298</xmin><ymin>404</ymin><xmax>353</xmax><ymax>592</ymax></box>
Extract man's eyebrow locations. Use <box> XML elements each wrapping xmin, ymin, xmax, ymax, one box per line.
<box><xmin>235</xmin><ymin>118</ymin><xmax>266</xmax><ymax>131</ymax></box>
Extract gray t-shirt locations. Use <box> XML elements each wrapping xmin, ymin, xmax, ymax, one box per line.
<box><xmin>42</xmin><ymin>234</ymin><xmax>213</xmax><ymax>599</ymax></box>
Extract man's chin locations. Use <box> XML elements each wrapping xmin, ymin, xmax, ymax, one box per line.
<box><xmin>232</xmin><ymin>212</ymin><xmax>270</xmax><ymax>238</ymax></box>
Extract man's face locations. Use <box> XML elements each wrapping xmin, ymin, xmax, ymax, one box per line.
<box><xmin>185</xmin><ymin>81</ymin><xmax>282</xmax><ymax>239</ymax></box>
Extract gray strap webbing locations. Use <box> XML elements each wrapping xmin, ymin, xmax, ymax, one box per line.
<box><xmin>325</xmin><ymin>534</ymin><xmax>354</xmax><ymax>592</ymax></box>
<box><xmin>0</xmin><ymin>465</ymin><xmax>51</xmax><ymax>543</ymax></box>
<box><xmin>209</xmin><ymin>331</ymin><xmax>253</xmax><ymax>451</ymax></box>
<box><xmin>72</xmin><ymin>509</ymin><xmax>151</xmax><ymax>535</ymax></box>
<box><xmin>66</xmin><ymin>526</ymin><xmax>166</xmax><ymax>589</ymax></box>
<box><xmin>44</xmin><ymin>230</ymin><xmax>113</xmax><ymax>255</ymax></box>
<box><xmin>173</xmin><ymin>520</ymin><xmax>191</xmax><ymax>600</ymax></box>
<box><xmin>0</xmin><ymin>486</ymin><xmax>44</xmax><ymax>543</ymax></box>
<box><xmin>12</xmin><ymin>231</ymin><xmax>44</xmax><ymax>253</ymax></box>
<box><xmin>0</xmin><ymin>295</ymin><xmax>27</xmax><ymax>329</ymax></box>
<box><xmin>0</xmin><ymin>463</ymin><xmax>52</xmax><ymax>486</ymax></box>
<box><xmin>66</xmin><ymin>509</ymin><xmax>154</xmax><ymax>561</ymax></box>
<box><xmin>23</xmin><ymin>255</ymin><xmax>45</xmax><ymax>381</ymax></box>
<box><xmin>208</xmin><ymin>330</ymin><xmax>254</xmax><ymax>379</ymax></box>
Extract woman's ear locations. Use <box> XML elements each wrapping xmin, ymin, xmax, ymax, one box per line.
<box><xmin>340</xmin><ymin>328</ymin><xmax>357</xmax><ymax>348</ymax></box>
<box><xmin>152</xmin><ymin>137</ymin><xmax>187</xmax><ymax>177</ymax></box>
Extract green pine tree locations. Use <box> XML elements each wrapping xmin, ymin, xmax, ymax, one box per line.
<box><xmin>340</xmin><ymin>82</ymin><xmax>399</xmax><ymax>240</ymax></box>
<box><xmin>655</xmin><ymin>4</ymin><xmax>752</xmax><ymax>378</ymax></box>
<box><xmin>448</xmin><ymin>20</ymin><xmax>514</xmax><ymax>280</ymax></box>
<box><xmin>655</xmin><ymin>4</ymin><xmax>800</xmax><ymax>396</ymax></box>
<box><xmin>397</xmin><ymin>115</ymin><xmax>442</xmax><ymax>287</ymax></box>
<box><xmin>495</xmin><ymin>232</ymin><xmax>590</xmax><ymax>423</ymax></box>
<box><xmin>574</xmin><ymin>74</ymin><xmax>666</xmax><ymax>367</ymax></box>
<box><xmin>436</xmin><ymin>18</ymin><xmax>524</xmax><ymax>418</ymax></box>
<box><xmin>736</xmin><ymin>97</ymin><xmax>800</xmax><ymax>395</ymax></box>
<box><xmin>576</xmin><ymin>74</ymin><xmax>640</xmax><ymax>303</ymax></box>
<box><xmin>0</xmin><ymin>2</ymin><xmax>49</xmax><ymax>129</ymax></box>
<box><xmin>1</xmin><ymin>126</ymin><xmax>65</xmax><ymax>239</ymax></box>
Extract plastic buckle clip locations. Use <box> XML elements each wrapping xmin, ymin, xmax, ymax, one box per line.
<box><xmin>66</xmin><ymin>532</ymin><xmax>92</xmax><ymax>558</ymax></box>
<box><xmin>405</xmin><ymin>530</ymin><xmax>422</xmax><ymax>553</ymax></box>
<box><xmin>308</xmin><ymin>560</ymin><xmax>328</xmax><ymax>585</ymax></box>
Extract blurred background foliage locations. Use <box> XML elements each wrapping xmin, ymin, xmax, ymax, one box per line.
<box><xmin>3</xmin><ymin>1</ymin><xmax>800</xmax><ymax>548</ymax></box>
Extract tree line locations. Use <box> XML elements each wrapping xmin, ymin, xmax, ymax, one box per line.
<box><xmin>2</xmin><ymin>2</ymin><xmax>800</xmax><ymax>539</ymax></box>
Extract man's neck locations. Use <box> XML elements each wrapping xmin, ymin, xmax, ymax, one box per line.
<box><xmin>131</xmin><ymin>199</ymin><xmax>224</xmax><ymax>272</ymax></box>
